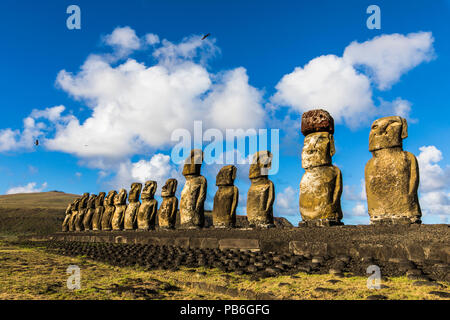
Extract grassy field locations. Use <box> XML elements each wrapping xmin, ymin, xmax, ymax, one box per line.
<box><xmin>0</xmin><ymin>240</ymin><xmax>448</xmax><ymax>300</ymax></box>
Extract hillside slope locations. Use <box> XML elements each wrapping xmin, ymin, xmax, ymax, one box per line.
<box><xmin>0</xmin><ymin>192</ymin><xmax>79</xmax><ymax>237</ymax></box>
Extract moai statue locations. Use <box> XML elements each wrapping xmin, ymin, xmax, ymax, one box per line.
<box><xmin>158</xmin><ymin>179</ymin><xmax>178</xmax><ymax>229</ymax></box>
<box><xmin>62</xmin><ymin>200</ymin><xmax>75</xmax><ymax>232</ymax></box>
<box><xmin>101</xmin><ymin>190</ymin><xmax>117</xmax><ymax>231</ymax></box>
<box><xmin>91</xmin><ymin>192</ymin><xmax>106</xmax><ymax>231</ymax></box>
<box><xmin>68</xmin><ymin>198</ymin><xmax>81</xmax><ymax>232</ymax></box>
<box><xmin>212</xmin><ymin>165</ymin><xmax>239</xmax><ymax>228</ymax></box>
<box><xmin>83</xmin><ymin>194</ymin><xmax>97</xmax><ymax>231</ymax></box>
<box><xmin>180</xmin><ymin>149</ymin><xmax>207</xmax><ymax>229</ymax></box>
<box><xmin>299</xmin><ymin>109</ymin><xmax>343</xmax><ymax>227</ymax></box>
<box><xmin>111</xmin><ymin>188</ymin><xmax>128</xmax><ymax>231</ymax></box>
<box><xmin>365</xmin><ymin>116</ymin><xmax>421</xmax><ymax>224</ymax></box>
<box><xmin>124</xmin><ymin>183</ymin><xmax>142</xmax><ymax>230</ymax></box>
<box><xmin>247</xmin><ymin>151</ymin><xmax>275</xmax><ymax>228</ymax></box>
<box><xmin>137</xmin><ymin>181</ymin><xmax>158</xmax><ymax>231</ymax></box>
<box><xmin>74</xmin><ymin>193</ymin><xmax>89</xmax><ymax>231</ymax></box>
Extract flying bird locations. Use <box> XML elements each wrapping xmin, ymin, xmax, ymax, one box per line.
<box><xmin>201</xmin><ymin>33</ymin><xmax>211</xmax><ymax>40</ymax></box>
<box><xmin>35</xmin><ymin>139</ymin><xmax>39</xmax><ymax>146</ymax></box>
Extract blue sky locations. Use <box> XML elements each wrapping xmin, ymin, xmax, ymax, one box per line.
<box><xmin>0</xmin><ymin>0</ymin><xmax>449</xmax><ymax>225</ymax></box>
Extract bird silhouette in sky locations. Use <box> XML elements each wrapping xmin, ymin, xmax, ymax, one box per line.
<box><xmin>35</xmin><ymin>139</ymin><xmax>39</xmax><ymax>146</ymax></box>
<box><xmin>201</xmin><ymin>33</ymin><xmax>211</xmax><ymax>40</ymax></box>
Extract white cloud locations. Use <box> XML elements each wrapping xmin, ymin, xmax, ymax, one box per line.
<box><xmin>275</xmin><ymin>186</ymin><xmax>298</xmax><ymax>216</ymax></box>
<box><xmin>352</xmin><ymin>202</ymin><xmax>367</xmax><ymax>216</ymax></box>
<box><xmin>343</xmin><ymin>32</ymin><xmax>434</xmax><ymax>90</ymax></box>
<box><xmin>417</xmin><ymin>145</ymin><xmax>450</xmax><ymax>220</ymax></box>
<box><xmin>344</xmin><ymin>179</ymin><xmax>366</xmax><ymax>201</ymax></box>
<box><xmin>30</xmin><ymin>105</ymin><xmax>65</xmax><ymax>122</ymax></box>
<box><xmin>6</xmin><ymin>182</ymin><xmax>48</xmax><ymax>195</ymax></box>
<box><xmin>417</xmin><ymin>146</ymin><xmax>449</xmax><ymax>192</ymax></box>
<box><xmin>43</xmin><ymin>28</ymin><xmax>264</xmax><ymax>164</ymax></box>
<box><xmin>104</xmin><ymin>26</ymin><xmax>141</xmax><ymax>58</ymax></box>
<box><xmin>272</xmin><ymin>32</ymin><xmax>434</xmax><ymax>128</ymax></box>
<box><xmin>145</xmin><ymin>33</ymin><xmax>160</xmax><ymax>45</ymax></box>
<box><xmin>110</xmin><ymin>153</ymin><xmax>182</xmax><ymax>196</ymax></box>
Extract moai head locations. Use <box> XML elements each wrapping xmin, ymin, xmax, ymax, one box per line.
<box><xmin>141</xmin><ymin>181</ymin><xmax>157</xmax><ymax>200</ymax></box>
<box><xmin>128</xmin><ymin>182</ymin><xmax>142</xmax><ymax>202</ymax></box>
<box><xmin>87</xmin><ymin>194</ymin><xmax>97</xmax><ymax>209</ymax></box>
<box><xmin>302</xmin><ymin>132</ymin><xmax>335</xmax><ymax>169</ymax></box>
<box><xmin>249</xmin><ymin>151</ymin><xmax>273</xmax><ymax>179</ymax></box>
<box><xmin>105</xmin><ymin>190</ymin><xmax>117</xmax><ymax>205</ymax></box>
<box><xmin>182</xmin><ymin>149</ymin><xmax>204</xmax><ymax>176</ymax></box>
<box><xmin>369</xmin><ymin>116</ymin><xmax>408</xmax><ymax>152</ymax></box>
<box><xmin>114</xmin><ymin>188</ymin><xmax>127</xmax><ymax>205</ymax></box>
<box><xmin>216</xmin><ymin>165</ymin><xmax>237</xmax><ymax>186</ymax></box>
<box><xmin>79</xmin><ymin>193</ymin><xmax>90</xmax><ymax>208</ymax></box>
<box><xmin>161</xmin><ymin>179</ymin><xmax>178</xmax><ymax>197</ymax></box>
<box><xmin>301</xmin><ymin>109</ymin><xmax>334</xmax><ymax>136</ymax></box>
<box><xmin>72</xmin><ymin>198</ymin><xmax>81</xmax><ymax>210</ymax></box>
<box><xmin>95</xmin><ymin>192</ymin><xmax>106</xmax><ymax>207</ymax></box>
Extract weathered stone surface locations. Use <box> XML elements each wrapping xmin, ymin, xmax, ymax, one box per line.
<box><xmin>124</xmin><ymin>182</ymin><xmax>142</xmax><ymax>230</ymax></box>
<box><xmin>91</xmin><ymin>192</ymin><xmax>105</xmax><ymax>231</ymax></box>
<box><xmin>365</xmin><ymin>116</ymin><xmax>421</xmax><ymax>224</ymax></box>
<box><xmin>111</xmin><ymin>189</ymin><xmax>128</xmax><ymax>231</ymax></box>
<box><xmin>68</xmin><ymin>198</ymin><xmax>81</xmax><ymax>232</ymax></box>
<box><xmin>299</xmin><ymin>129</ymin><xmax>343</xmax><ymax>224</ymax></box>
<box><xmin>101</xmin><ymin>190</ymin><xmax>117</xmax><ymax>231</ymax></box>
<box><xmin>82</xmin><ymin>194</ymin><xmax>97</xmax><ymax>231</ymax></box>
<box><xmin>74</xmin><ymin>193</ymin><xmax>89</xmax><ymax>232</ymax></box>
<box><xmin>180</xmin><ymin>149</ymin><xmax>207</xmax><ymax>229</ymax></box>
<box><xmin>247</xmin><ymin>151</ymin><xmax>275</xmax><ymax>228</ymax></box>
<box><xmin>62</xmin><ymin>199</ymin><xmax>77</xmax><ymax>232</ymax></box>
<box><xmin>137</xmin><ymin>181</ymin><xmax>158</xmax><ymax>231</ymax></box>
<box><xmin>218</xmin><ymin>238</ymin><xmax>260</xmax><ymax>251</ymax></box>
<box><xmin>159</xmin><ymin>179</ymin><xmax>178</xmax><ymax>229</ymax></box>
<box><xmin>301</xmin><ymin>109</ymin><xmax>334</xmax><ymax>136</ymax></box>
<box><xmin>213</xmin><ymin>165</ymin><xmax>239</xmax><ymax>228</ymax></box>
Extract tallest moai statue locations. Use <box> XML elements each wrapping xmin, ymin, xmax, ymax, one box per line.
<box><xmin>299</xmin><ymin>109</ymin><xmax>343</xmax><ymax>227</ymax></box>
<box><xmin>365</xmin><ymin>116</ymin><xmax>421</xmax><ymax>224</ymax></box>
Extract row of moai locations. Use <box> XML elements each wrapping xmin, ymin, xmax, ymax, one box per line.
<box><xmin>62</xmin><ymin>149</ymin><xmax>274</xmax><ymax>231</ymax></box>
<box><xmin>62</xmin><ymin>109</ymin><xmax>422</xmax><ymax>231</ymax></box>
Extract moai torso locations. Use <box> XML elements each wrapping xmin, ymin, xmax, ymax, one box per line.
<box><xmin>101</xmin><ymin>190</ymin><xmax>117</xmax><ymax>231</ymax></box>
<box><xmin>137</xmin><ymin>181</ymin><xmax>158</xmax><ymax>230</ymax></box>
<box><xmin>62</xmin><ymin>202</ymin><xmax>74</xmax><ymax>232</ymax></box>
<box><xmin>68</xmin><ymin>199</ymin><xmax>80</xmax><ymax>232</ymax></box>
<box><xmin>112</xmin><ymin>189</ymin><xmax>127</xmax><ymax>231</ymax></box>
<box><xmin>246</xmin><ymin>151</ymin><xmax>275</xmax><ymax>228</ymax></box>
<box><xmin>75</xmin><ymin>193</ymin><xmax>89</xmax><ymax>231</ymax></box>
<box><xmin>124</xmin><ymin>183</ymin><xmax>142</xmax><ymax>230</ymax></box>
<box><xmin>213</xmin><ymin>165</ymin><xmax>239</xmax><ymax>228</ymax></box>
<box><xmin>92</xmin><ymin>192</ymin><xmax>106</xmax><ymax>231</ymax></box>
<box><xmin>83</xmin><ymin>194</ymin><xmax>97</xmax><ymax>231</ymax></box>
<box><xmin>180</xmin><ymin>149</ymin><xmax>207</xmax><ymax>229</ymax></box>
<box><xmin>365</xmin><ymin>116</ymin><xmax>421</xmax><ymax>224</ymax></box>
<box><xmin>158</xmin><ymin>179</ymin><xmax>178</xmax><ymax>229</ymax></box>
<box><xmin>298</xmin><ymin>110</ymin><xmax>343</xmax><ymax>226</ymax></box>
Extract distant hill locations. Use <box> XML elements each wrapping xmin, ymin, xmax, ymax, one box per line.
<box><xmin>0</xmin><ymin>192</ymin><xmax>79</xmax><ymax>237</ymax></box>
<box><xmin>0</xmin><ymin>191</ymin><xmax>79</xmax><ymax>210</ymax></box>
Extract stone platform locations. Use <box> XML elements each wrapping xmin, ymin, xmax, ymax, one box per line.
<box><xmin>28</xmin><ymin>224</ymin><xmax>450</xmax><ymax>264</ymax></box>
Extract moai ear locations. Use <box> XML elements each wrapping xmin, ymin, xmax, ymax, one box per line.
<box><xmin>400</xmin><ymin>117</ymin><xmax>408</xmax><ymax>139</ymax></box>
<box><xmin>329</xmin><ymin>133</ymin><xmax>336</xmax><ymax>157</ymax></box>
<box><xmin>172</xmin><ymin>179</ymin><xmax>178</xmax><ymax>193</ymax></box>
<box><xmin>231</xmin><ymin>166</ymin><xmax>237</xmax><ymax>180</ymax></box>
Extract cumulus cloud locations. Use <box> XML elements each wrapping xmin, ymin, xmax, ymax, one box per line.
<box><xmin>43</xmin><ymin>28</ymin><xmax>264</xmax><ymax>165</ymax></box>
<box><xmin>416</xmin><ymin>146</ymin><xmax>450</xmax><ymax>221</ymax></box>
<box><xmin>272</xmin><ymin>32</ymin><xmax>434</xmax><ymax>128</ymax></box>
<box><xmin>6</xmin><ymin>182</ymin><xmax>48</xmax><ymax>195</ymax></box>
<box><xmin>275</xmin><ymin>186</ymin><xmax>298</xmax><ymax>216</ymax></box>
<box><xmin>110</xmin><ymin>153</ymin><xmax>182</xmax><ymax>196</ymax></box>
<box><xmin>103</xmin><ymin>26</ymin><xmax>142</xmax><ymax>58</ymax></box>
<box><xmin>343</xmin><ymin>32</ymin><xmax>434</xmax><ymax>90</ymax></box>
<box><xmin>352</xmin><ymin>202</ymin><xmax>367</xmax><ymax>216</ymax></box>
